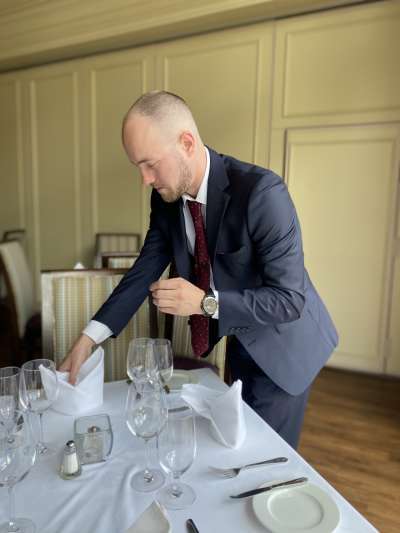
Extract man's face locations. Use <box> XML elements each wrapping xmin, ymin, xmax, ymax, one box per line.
<box><xmin>123</xmin><ymin>115</ymin><xmax>192</xmax><ymax>203</ymax></box>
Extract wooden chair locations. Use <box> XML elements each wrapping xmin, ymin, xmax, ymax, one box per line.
<box><xmin>0</xmin><ymin>240</ymin><xmax>39</xmax><ymax>364</ymax></box>
<box><xmin>41</xmin><ymin>269</ymin><xmax>157</xmax><ymax>381</ymax></box>
<box><xmin>94</xmin><ymin>233</ymin><xmax>141</xmax><ymax>267</ymax></box>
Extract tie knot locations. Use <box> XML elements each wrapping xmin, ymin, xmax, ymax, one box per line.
<box><xmin>187</xmin><ymin>200</ymin><xmax>202</xmax><ymax>219</ymax></box>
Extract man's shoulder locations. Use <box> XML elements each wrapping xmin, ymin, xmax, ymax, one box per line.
<box><xmin>218</xmin><ymin>151</ymin><xmax>283</xmax><ymax>192</ymax></box>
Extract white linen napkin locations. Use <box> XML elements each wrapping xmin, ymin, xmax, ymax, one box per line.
<box><xmin>125</xmin><ymin>501</ymin><xmax>171</xmax><ymax>533</ymax></box>
<box><xmin>73</xmin><ymin>262</ymin><xmax>86</xmax><ymax>269</ymax></box>
<box><xmin>40</xmin><ymin>347</ymin><xmax>104</xmax><ymax>415</ymax></box>
<box><xmin>181</xmin><ymin>380</ymin><xmax>246</xmax><ymax>449</ymax></box>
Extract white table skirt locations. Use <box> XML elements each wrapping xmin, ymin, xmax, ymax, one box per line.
<box><xmin>0</xmin><ymin>369</ymin><xmax>378</xmax><ymax>533</ymax></box>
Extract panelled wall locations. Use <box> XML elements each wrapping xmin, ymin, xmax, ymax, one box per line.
<box><xmin>1</xmin><ymin>1</ymin><xmax>399</xmax><ymax>375</ymax></box>
<box><xmin>269</xmin><ymin>1</ymin><xmax>400</xmax><ymax>375</ymax></box>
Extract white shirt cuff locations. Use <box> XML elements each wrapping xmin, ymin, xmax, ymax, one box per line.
<box><xmin>83</xmin><ymin>320</ymin><xmax>113</xmax><ymax>344</ymax></box>
<box><xmin>212</xmin><ymin>290</ymin><xmax>219</xmax><ymax>320</ymax></box>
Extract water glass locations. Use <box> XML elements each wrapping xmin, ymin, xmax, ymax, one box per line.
<box><xmin>158</xmin><ymin>394</ymin><xmax>196</xmax><ymax>509</ymax></box>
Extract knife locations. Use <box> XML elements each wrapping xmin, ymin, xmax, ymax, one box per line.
<box><xmin>186</xmin><ymin>518</ymin><xmax>200</xmax><ymax>533</ymax></box>
<box><xmin>230</xmin><ymin>476</ymin><xmax>308</xmax><ymax>499</ymax></box>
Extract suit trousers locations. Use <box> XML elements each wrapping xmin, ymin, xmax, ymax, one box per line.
<box><xmin>227</xmin><ymin>336</ymin><xmax>311</xmax><ymax>450</ymax></box>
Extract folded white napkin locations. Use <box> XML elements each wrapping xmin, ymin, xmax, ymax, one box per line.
<box><xmin>126</xmin><ymin>501</ymin><xmax>171</xmax><ymax>533</ymax></box>
<box><xmin>73</xmin><ymin>262</ymin><xmax>86</xmax><ymax>269</ymax></box>
<box><xmin>181</xmin><ymin>380</ymin><xmax>246</xmax><ymax>449</ymax></box>
<box><xmin>41</xmin><ymin>347</ymin><xmax>104</xmax><ymax>415</ymax></box>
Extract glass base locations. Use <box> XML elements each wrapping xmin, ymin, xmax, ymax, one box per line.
<box><xmin>157</xmin><ymin>482</ymin><xmax>196</xmax><ymax>510</ymax></box>
<box><xmin>131</xmin><ymin>468</ymin><xmax>165</xmax><ymax>492</ymax></box>
<box><xmin>0</xmin><ymin>518</ymin><xmax>36</xmax><ymax>533</ymax></box>
<box><xmin>36</xmin><ymin>442</ymin><xmax>56</xmax><ymax>458</ymax></box>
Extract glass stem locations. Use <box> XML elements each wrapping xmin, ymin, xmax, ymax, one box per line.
<box><xmin>171</xmin><ymin>472</ymin><xmax>183</xmax><ymax>498</ymax></box>
<box><xmin>8</xmin><ymin>485</ymin><xmax>18</xmax><ymax>532</ymax></box>
<box><xmin>38</xmin><ymin>411</ymin><xmax>46</xmax><ymax>452</ymax></box>
<box><xmin>143</xmin><ymin>438</ymin><xmax>153</xmax><ymax>483</ymax></box>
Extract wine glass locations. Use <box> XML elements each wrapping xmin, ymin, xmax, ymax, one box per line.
<box><xmin>20</xmin><ymin>359</ymin><xmax>59</xmax><ymax>456</ymax></box>
<box><xmin>125</xmin><ymin>381</ymin><xmax>167</xmax><ymax>492</ymax></box>
<box><xmin>0</xmin><ymin>367</ymin><xmax>20</xmax><ymax>436</ymax></box>
<box><xmin>152</xmin><ymin>339</ymin><xmax>173</xmax><ymax>388</ymax></box>
<box><xmin>157</xmin><ymin>394</ymin><xmax>197</xmax><ymax>509</ymax></box>
<box><xmin>126</xmin><ymin>338</ymin><xmax>158</xmax><ymax>391</ymax></box>
<box><xmin>0</xmin><ymin>409</ymin><xmax>37</xmax><ymax>533</ymax></box>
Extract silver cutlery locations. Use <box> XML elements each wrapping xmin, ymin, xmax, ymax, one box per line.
<box><xmin>230</xmin><ymin>476</ymin><xmax>308</xmax><ymax>498</ymax></box>
<box><xmin>186</xmin><ymin>518</ymin><xmax>200</xmax><ymax>533</ymax></box>
<box><xmin>210</xmin><ymin>456</ymin><xmax>288</xmax><ymax>478</ymax></box>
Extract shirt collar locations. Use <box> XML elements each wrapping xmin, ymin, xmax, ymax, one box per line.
<box><xmin>182</xmin><ymin>146</ymin><xmax>210</xmax><ymax>207</ymax></box>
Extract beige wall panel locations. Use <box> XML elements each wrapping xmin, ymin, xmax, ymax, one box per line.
<box><xmin>387</xmin><ymin>256</ymin><xmax>400</xmax><ymax>376</ymax></box>
<box><xmin>0</xmin><ymin>78</ymin><xmax>24</xmax><ymax>236</ymax></box>
<box><xmin>90</xmin><ymin>51</ymin><xmax>153</xmax><ymax>240</ymax></box>
<box><xmin>273</xmin><ymin>1</ymin><xmax>400</xmax><ymax>128</ymax></box>
<box><xmin>29</xmin><ymin>70</ymin><xmax>80</xmax><ymax>282</ymax></box>
<box><xmin>156</xmin><ymin>22</ymin><xmax>273</xmax><ymax>166</ymax></box>
<box><xmin>285</xmin><ymin>124</ymin><xmax>400</xmax><ymax>373</ymax></box>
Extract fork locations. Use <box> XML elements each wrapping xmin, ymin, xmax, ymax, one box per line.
<box><xmin>210</xmin><ymin>456</ymin><xmax>288</xmax><ymax>478</ymax></box>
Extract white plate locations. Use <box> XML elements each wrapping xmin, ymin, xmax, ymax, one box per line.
<box><xmin>169</xmin><ymin>370</ymin><xmax>198</xmax><ymax>391</ymax></box>
<box><xmin>252</xmin><ymin>481</ymin><xmax>340</xmax><ymax>533</ymax></box>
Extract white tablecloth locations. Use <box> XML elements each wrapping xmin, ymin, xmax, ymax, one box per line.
<box><xmin>0</xmin><ymin>369</ymin><xmax>378</xmax><ymax>533</ymax></box>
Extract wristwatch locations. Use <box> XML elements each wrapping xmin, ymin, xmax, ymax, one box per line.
<box><xmin>200</xmin><ymin>288</ymin><xmax>218</xmax><ymax>317</ymax></box>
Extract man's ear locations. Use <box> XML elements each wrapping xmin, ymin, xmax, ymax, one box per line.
<box><xmin>179</xmin><ymin>131</ymin><xmax>195</xmax><ymax>156</ymax></box>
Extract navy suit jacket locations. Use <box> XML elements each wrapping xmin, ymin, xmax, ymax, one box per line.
<box><xmin>93</xmin><ymin>148</ymin><xmax>338</xmax><ymax>395</ymax></box>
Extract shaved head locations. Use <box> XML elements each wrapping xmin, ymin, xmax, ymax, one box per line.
<box><xmin>122</xmin><ymin>90</ymin><xmax>201</xmax><ymax>144</ymax></box>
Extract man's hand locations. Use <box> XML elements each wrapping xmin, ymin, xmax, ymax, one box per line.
<box><xmin>58</xmin><ymin>334</ymin><xmax>95</xmax><ymax>385</ymax></box>
<box><xmin>150</xmin><ymin>277</ymin><xmax>204</xmax><ymax>316</ymax></box>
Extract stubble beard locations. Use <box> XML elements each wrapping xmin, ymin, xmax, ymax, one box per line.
<box><xmin>159</xmin><ymin>154</ymin><xmax>192</xmax><ymax>203</ymax></box>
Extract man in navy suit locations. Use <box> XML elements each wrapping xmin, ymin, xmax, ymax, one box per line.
<box><xmin>61</xmin><ymin>90</ymin><xmax>338</xmax><ymax>449</ymax></box>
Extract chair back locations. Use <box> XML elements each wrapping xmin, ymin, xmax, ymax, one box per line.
<box><xmin>3</xmin><ymin>229</ymin><xmax>26</xmax><ymax>243</ymax></box>
<box><xmin>94</xmin><ymin>233</ymin><xmax>141</xmax><ymax>267</ymax></box>
<box><xmin>41</xmin><ymin>269</ymin><xmax>154</xmax><ymax>381</ymax></box>
<box><xmin>102</xmin><ymin>253</ymin><xmax>139</xmax><ymax>269</ymax></box>
<box><xmin>0</xmin><ymin>240</ymin><xmax>36</xmax><ymax>337</ymax></box>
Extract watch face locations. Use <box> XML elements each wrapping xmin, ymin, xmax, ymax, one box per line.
<box><xmin>203</xmin><ymin>296</ymin><xmax>218</xmax><ymax>315</ymax></box>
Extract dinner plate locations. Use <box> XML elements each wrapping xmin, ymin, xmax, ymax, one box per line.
<box><xmin>169</xmin><ymin>370</ymin><xmax>198</xmax><ymax>391</ymax></box>
<box><xmin>252</xmin><ymin>481</ymin><xmax>340</xmax><ymax>533</ymax></box>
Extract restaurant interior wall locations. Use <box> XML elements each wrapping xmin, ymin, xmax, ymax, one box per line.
<box><xmin>0</xmin><ymin>0</ymin><xmax>399</xmax><ymax>376</ymax></box>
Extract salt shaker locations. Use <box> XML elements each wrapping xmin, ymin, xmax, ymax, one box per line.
<box><xmin>59</xmin><ymin>440</ymin><xmax>82</xmax><ymax>480</ymax></box>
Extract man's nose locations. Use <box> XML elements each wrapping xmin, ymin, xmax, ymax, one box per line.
<box><xmin>141</xmin><ymin>171</ymin><xmax>155</xmax><ymax>187</ymax></box>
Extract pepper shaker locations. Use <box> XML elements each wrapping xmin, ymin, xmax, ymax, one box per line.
<box><xmin>59</xmin><ymin>440</ymin><xmax>82</xmax><ymax>480</ymax></box>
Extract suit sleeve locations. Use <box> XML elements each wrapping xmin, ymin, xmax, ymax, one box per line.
<box><xmin>218</xmin><ymin>177</ymin><xmax>306</xmax><ymax>334</ymax></box>
<box><xmin>92</xmin><ymin>191</ymin><xmax>172</xmax><ymax>336</ymax></box>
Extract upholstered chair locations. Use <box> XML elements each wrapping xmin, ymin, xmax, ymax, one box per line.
<box><xmin>94</xmin><ymin>233</ymin><xmax>141</xmax><ymax>267</ymax></box>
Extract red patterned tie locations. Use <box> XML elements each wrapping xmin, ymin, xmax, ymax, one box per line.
<box><xmin>187</xmin><ymin>201</ymin><xmax>210</xmax><ymax>357</ymax></box>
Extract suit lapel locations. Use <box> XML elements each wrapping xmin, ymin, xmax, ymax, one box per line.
<box><xmin>206</xmin><ymin>148</ymin><xmax>230</xmax><ymax>267</ymax></box>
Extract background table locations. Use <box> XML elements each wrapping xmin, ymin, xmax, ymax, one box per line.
<box><xmin>0</xmin><ymin>369</ymin><xmax>378</xmax><ymax>532</ymax></box>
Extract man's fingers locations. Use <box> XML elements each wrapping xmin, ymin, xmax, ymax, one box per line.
<box><xmin>150</xmin><ymin>277</ymin><xmax>184</xmax><ymax>291</ymax></box>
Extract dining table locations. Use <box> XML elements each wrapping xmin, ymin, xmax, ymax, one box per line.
<box><xmin>0</xmin><ymin>368</ymin><xmax>378</xmax><ymax>533</ymax></box>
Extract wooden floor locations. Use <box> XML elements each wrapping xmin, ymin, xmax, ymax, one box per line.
<box><xmin>299</xmin><ymin>367</ymin><xmax>400</xmax><ymax>533</ymax></box>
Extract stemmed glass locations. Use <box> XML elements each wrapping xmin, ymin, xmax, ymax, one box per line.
<box><xmin>152</xmin><ymin>339</ymin><xmax>173</xmax><ymax>389</ymax></box>
<box><xmin>20</xmin><ymin>359</ymin><xmax>59</xmax><ymax>456</ymax></box>
<box><xmin>125</xmin><ymin>381</ymin><xmax>168</xmax><ymax>492</ymax></box>
<box><xmin>157</xmin><ymin>394</ymin><xmax>197</xmax><ymax>509</ymax></box>
<box><xmin>126</xmin><ymin>338</ymin><xmax>158</xmax><ymax>391</ymax></box>
<box><xmin>0</xmin><ymin>409</ymin><xmax>37</xmax><ymax>533</ymax></box>
<box><xmin>0</xmin><ymin>367</ymin><xmax>21</xmax><ymax>437</ymax></box>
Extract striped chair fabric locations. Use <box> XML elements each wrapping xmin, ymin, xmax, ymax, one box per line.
<box><xmin>94</xmin><ymin>233</ymin><xmax>141</xmax><ymax>267</ymax></box>
<box><xmin>41</xmin><ymin>270</ymin><xmax>152</xmax><ymax>382</ymax></box>
<box><xmin>0</xmin><ymin>241</ymin><xmax>36</xmax><ymax>337</ymax></box>
<box><xmin>106</xmin><ymin>256</ymin><xmax>138</xmax><ymax>269</ymax></box>
<box><xmin>170</xmin><ymin>315</ymin><xmax>227</xmax><ymax>381</ymax></box>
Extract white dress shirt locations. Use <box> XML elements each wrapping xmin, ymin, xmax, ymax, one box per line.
<box><xmin>84</xmin><ymin>146</ymin><xmax>218</xmax><ymax>344</ymax></box>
